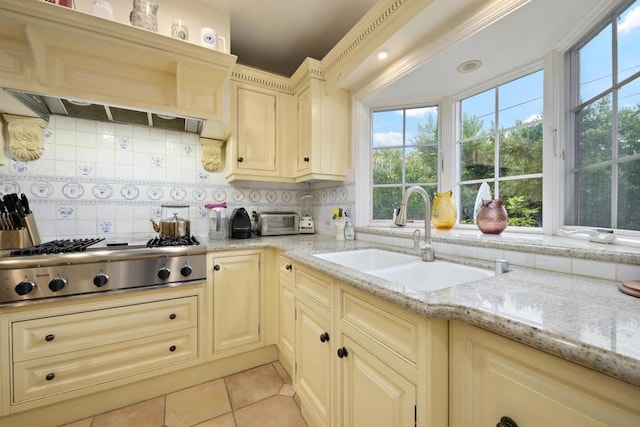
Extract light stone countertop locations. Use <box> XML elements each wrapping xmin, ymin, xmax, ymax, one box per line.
<box><xmin>204</xmin><ymin>233</ymin><xmax>640</xmax><ymax>388</ymax></box>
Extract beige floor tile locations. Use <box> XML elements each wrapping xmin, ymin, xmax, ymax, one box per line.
<box><xmin>194</xmin><ymin>412</ymin><xmax>237</xmax><ymax>427</ymax></box>
<box><xmin>165</xmin><ymin>379</ymin><xmax>232</xmax><ymax>427</ymax></box>
<box><xmin>225</xmin><ymin>364</ymin><xmax>284</xmax><ymax>410</ymax></box>
<box><xmin>234</xmin><ymin>395</ymin><xmax>307</xmax><ymax>427</ymax></box>
<box><xmin>278</xmin><ymin>383</ymin><xmax>296</xmax><ymax>397</ymax></box>
<box><xmin>59</xmin><ymin>419</ymin><xmax>93</xmax><ymax>427</ymax></box>
<box><xmin>92</xmin><ymin>396</ymin><xmax>165</xmax><ymax>427</ymax></box>
<box><xmin>273</xmin><ymin>361</ymin><xmax>293</xmax><ymax>385</ymax></box>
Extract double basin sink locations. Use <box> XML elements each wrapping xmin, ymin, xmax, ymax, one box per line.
<box><xmin>313</xmin><ymin>248</ymin><xmax>493</xmax><ymax>292</ymax></box>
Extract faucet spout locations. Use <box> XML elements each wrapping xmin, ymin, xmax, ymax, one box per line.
<box><xmin>395</xmin><ymin>185</ymin><xmax>435</xmax><ymax>261</ymax></box>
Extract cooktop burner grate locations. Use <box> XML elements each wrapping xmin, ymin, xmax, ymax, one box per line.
<box><xmin>146</xmin><ymin>235</ymin><xmax>201</xmax><ymax>248</ymax></box>
<box><xmin>10</xmin><ymin>238</ymin><xmax>106</xmax><ymax>256</ymax></box>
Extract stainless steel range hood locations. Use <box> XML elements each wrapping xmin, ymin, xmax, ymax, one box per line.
<box><xmin>4</xmin><ymin>89</ymin><xmax>204</xmax><ymax>134</ymax></box>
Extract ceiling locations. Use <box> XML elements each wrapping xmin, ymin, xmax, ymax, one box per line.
<box><xmin>225</xmin><ymin>0</ymin><xmax>379</xmax><ymax>76</ymax></box>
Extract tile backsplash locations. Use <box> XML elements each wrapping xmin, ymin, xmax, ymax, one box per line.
<box><xmin>0</xmin><ymin>116</ymin><xmax>355</xmax><ymax>242</ymax></box>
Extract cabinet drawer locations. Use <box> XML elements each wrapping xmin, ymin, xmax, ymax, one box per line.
<box><xmin>296</xmin><ymin>268</ymin><xmax>332</xmax><ymax>310</ymax></box>
<box><xmin>13</xmin><ymin>327</ymin><xmax>198</xmax><ymax>404</ymax></box>
<box><xmin>340</xmin><ymin>289</ymin><xmax>418</xmax><ymax>364</ymax></box>
<box><xmin>12</xmin><ymin>296</ymin><xmax>198</xmax><ymax>362</ymax></box>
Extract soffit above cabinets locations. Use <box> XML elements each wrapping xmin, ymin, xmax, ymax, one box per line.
<box><xmin>0</xmin><ymin>0</ymin><xmax>237</xmax><ymax>140</ymax></box>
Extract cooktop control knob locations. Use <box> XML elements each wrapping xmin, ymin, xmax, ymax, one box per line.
<box><xmin>93</xmin><ymin>273</ymin><xmax>109</xmax><ymax>287</ymax></box>
<box><xmin>158</xmin><ymin>267</ymin><xmax>171</xmax><ymax>280</ymax></box>
<box><xmin>15</xmin><ymin>280</ymin><xmax>36</xmax><ymax>296</ymax></box>
<box><xmin>180</xmin><ymin>265</ymin><xmax>192</xmax><ymax>277</ymax></box>
<box><xmin>49</xmin><ymin>277</ymin><xmax>67</xmax><ymax>292</ymax></box>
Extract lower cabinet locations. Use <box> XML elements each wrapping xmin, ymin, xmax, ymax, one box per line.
<box><xmin>290</xmin><ymin>261</ymin><xmax>448</xmax><ymax>427</ymax></box>
<box><xmin>209</xmin><ymin>251</ymin><xmax>262</xmax><ymax>356</ymax></box>
<box><xmin>450</xmin><ymin>321</ymin><xmax>640</xmax><ymax>426</ymax></box>
<box><xmin>0</xmin><ymin>286</ymin><xmax>204</xmax><ymax>413</ymax></box>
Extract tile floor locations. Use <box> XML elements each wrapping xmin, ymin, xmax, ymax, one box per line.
<box><xmin>59</xmin><ymin>362</ymin><xmax>307</xmax><ymax>427</ymax></box>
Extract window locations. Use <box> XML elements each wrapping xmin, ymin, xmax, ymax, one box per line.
<box><xmin>371</xmin><ymin>106</ymin><xmax>438</xmax><ymax>220</ymax></box>
<box><xmin>567</xmin><ymin>0</ymin><xmax>640</xmax><ymax>231</ymax></box>
<box><xmin>458</xmin><ymin>71</ymin><xmax>544</xmax><ymax>227</ymax></box>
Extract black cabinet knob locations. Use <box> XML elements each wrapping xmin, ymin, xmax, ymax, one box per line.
<box><xmin>48</xmin><ymin>277</ymin><xmax>67</xmax><ymax>292</ymax></box>
<box><xmin>45</xmin><ymin>373</ymin><xmax>55</xmax><ymax>381</ymax></box>
<box><xmin>158</xmin><ymin>267</ymin><xmax>171</xmax><ymax>280</ymax></box>
<box><xmin>93</xmin><ymin>273</ymin><xmax>109</xmax><ymax>287</ymax></box>
<box><xmin>213</xmin><ymin>264</ymin><xmax>221</xmax><ymax>271</ymax></box>
<box><xmin>45</xmin><ymin>334</ymin><xmax>55</xmax><ymax>342</ymax></box>
<box><xmin>337</xmin><ymin>347</ymin><xmax>348</xmax><ymax>358</ymax></box>
<box><xmin>320</xmin><ymin>332</ymin><xmax>330</xmax><ymax>343</ymax></box>
<box><xmin>496</xmin><ymin>416</ymin><xmax>518</xmax><ymax>427</ymax></box>
<box><xmin>169</xmin><ymin>313</ymin><xmax>177</xmax><ymax>320</ymax></box>
<box><xmin>285</xmin><ymin>264</ymin><xmax>293</xmax><ymax>271</ymax></box>
<box><xmin>303</xmin><ymin>157</ymin><xmax>310</xmax><ymax>162</ymax></box>
<box><xmin>238</xmin><ymin>157</ymin><xmax>244</xmax><ymax>163</ymax></box>
<box><xmin>180</xmin><ymin>265</ymin><xmax>192</xmax><ymax>277</ymax></box>
<box><xmin>169</xmin><ymin>345</ymin><xmax>176</xmax><ymax>352</ymax></box>
<box><xmin>15</xmin><ymin>280</ymin><xmax>35</xmax><ymax>296</ymax></box>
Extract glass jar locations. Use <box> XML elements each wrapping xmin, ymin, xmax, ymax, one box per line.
<box><xmin>476</xmin><ymin>199</ymin><xmax>508</xmax><ymax>234</ymax></box>
<box><xmin>431</xmin><ymin>190</ymin><xmax>457</xmax><ymax>229</ymax></box>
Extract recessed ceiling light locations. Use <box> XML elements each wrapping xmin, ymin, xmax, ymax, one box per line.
<box><xmin>377</xmin><ymin>50</ymin><xmax>388</xmax><ymax>60</ymax></box>
<box><xmin>457</xmin><ymin>59</ymin><xmax>482</xmax><ymax>74</ymax></box>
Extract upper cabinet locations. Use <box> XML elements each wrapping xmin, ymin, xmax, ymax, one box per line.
<box><xmin>0</xmin><ymin>0</ymin><xmax>237</xmax><ymax>140</ymax></box>
<box><xmin>226</xmin><ymin>60</ymin><xmax>349</xmax><ymax>183</ymax></box>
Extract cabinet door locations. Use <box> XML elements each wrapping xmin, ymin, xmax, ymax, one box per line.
<box><xmin>296</xmin><ymin>300</ymin><xmax>332</xmax><ymax>427</ymax></box>
<box><xmin>211</xmin><ymin>253</ymin><xmax>261</xmax><ymax>354</ymax></box>
<box><xmin>235</xmin><ymin>86</ymin><xmax>277</xmax><ymax>173</ymax></box>
<box><xmin>296</xmin><ymin>85</ymin><xmax>313</xmax><ymax>175</ymax></box>
<box><xmin>450</xmin><ymin>322</ymin><xmax>640</xmax><ymax>427</ymax></box>
<box><xmin>278</xmin><ymin>273</ymin><xmax>295</xmax><ymax>365</ymax></box>
<box><xmin>337</xmin><ymin>334</ymin><xmax>416</xmax><ymax>427</ymax></box>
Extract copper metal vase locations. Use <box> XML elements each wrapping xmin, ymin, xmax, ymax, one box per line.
<box><xmin>476</xmin><ymin>199</ymin><xmax>508</xmax><ymax>234</ymax></box>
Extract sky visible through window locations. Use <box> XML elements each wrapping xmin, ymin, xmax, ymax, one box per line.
<box><xmin>372</xmin><ymin>107</ymin><xmax>438</xmax><ymax>148</ymax></box>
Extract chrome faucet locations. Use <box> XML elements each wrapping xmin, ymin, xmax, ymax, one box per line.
<box><xmin>395</xmin><ymin>185</ymin><xmax>435</xmax><ymax>262</ymax></box>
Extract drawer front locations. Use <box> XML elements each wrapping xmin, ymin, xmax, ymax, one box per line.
<box><xmin>340</xmin><ymin>289</ymin><xmax>418</xmax><ymax>363</ymax></box>
<box><xmin>13</xmin><ymin>295</ymin><xmax>198</xmax><ymax>362</ymax></box>
<box><xmin>13</xmin><ymin>327</ymin><xmax>198</xmax><ymax>404</ymax></box>
<box><xmin>296</xmin><ymin>268</ymin><xmax>332</xmax><ymax>310</ymax></box>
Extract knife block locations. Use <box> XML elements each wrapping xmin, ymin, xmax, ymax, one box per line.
<box><xmin>0</xmin><ymin>213</ymin><xmax>41</xmax><ymax>250</ymax></box>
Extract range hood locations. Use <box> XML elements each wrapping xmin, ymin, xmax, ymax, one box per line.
<box><xmin>4</xmin><ymin>89</ymin><xmax>204</xmax><ymax>134</ymax></box>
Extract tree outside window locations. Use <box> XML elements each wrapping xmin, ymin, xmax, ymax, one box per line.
<box><xmin>568</xmin><ymin>0</ymin><xmax>640</xmax><ymax>231</ymax></box>
<box><xmin>458</xmin><ymin>71</ymin><xmax>544</xmax><ymax>227</ymax></box>
<box><xmin>372</xmin><ymin>107</ymin><xmax>438</xmax><ymax>221</ymax></box>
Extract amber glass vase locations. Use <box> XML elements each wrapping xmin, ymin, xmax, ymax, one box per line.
<box><xmin>431</xmin><ymin>190</ymin><xmax>457</xmax><ymax>229</ymax></box>
<box><xmin>476</xmin><ymin>199</ymin><xmax>508</xmax><ymax>234</ymax></box>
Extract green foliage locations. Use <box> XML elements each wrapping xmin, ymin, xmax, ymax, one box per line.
<box><xmin>505</xmin><ymin>196</ymin><xmax>540</xmax><ymax>227</ymax></box>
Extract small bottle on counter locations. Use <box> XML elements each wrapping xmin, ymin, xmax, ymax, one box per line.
<box><xmin>344</xmin><ymin>217</ymin><xmax>354</xmax><ymax>241</ymax></box>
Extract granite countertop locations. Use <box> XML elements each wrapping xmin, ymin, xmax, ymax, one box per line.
<box><xmin>204</xmin><ymin>234</ymin><xmax>640</xmax><ymax>388</ymax></box>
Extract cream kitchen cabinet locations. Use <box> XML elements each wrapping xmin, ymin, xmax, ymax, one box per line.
<box><xmin>289</xmin><ymin>260</ymin><xmax>448</xmax><ymax>427</ymax></box>
<box><xmin>292</xmin><ymin>59</ymin><xmax>350</xmax><ymax>182</ymax></box>
<box><xmin>225</xmin><ymin>65</ymin><xmax>296</xmax><ymax>182</ymax></box>
<box><xmin>0</xmin><ymin>286</ymin><xmax>203</xmax><ymax>414</ymax></box>
<box><xmin>209</xmin><ymin>250</ymin><xmax>262</xmax><ymax>356</ymax></box>
<box><xmin>450</xmin><ymin>321</ymin><xmax>640</xmax><ymax>427</ymax></box>
<box><xmin>278</xmin><ymin>256</ymin><xmax>296</xmax><ymax>374</ymax></box>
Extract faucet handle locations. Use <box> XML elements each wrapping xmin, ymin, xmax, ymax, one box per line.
<box><xmin>412</xmin><ymin>229</ymin><xmax>421</xmax><ymax>252</ymax></box>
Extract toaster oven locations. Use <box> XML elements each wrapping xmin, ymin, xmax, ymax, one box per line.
<box><xmin>256</xmin><ymin>212</ymin><xmax>300</xmax><ymax>236</ymax></box>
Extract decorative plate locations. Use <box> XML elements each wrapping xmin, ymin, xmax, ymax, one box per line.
<box><xmin>213</xmin><ymin>188</ymin><xmax>226</xmax><ymax>202</ymax></box>
<box><xmin>146</xmin><ymin>187</ymin><xmax>164</xmax><ymax>201</ymax></box>
<box><xmin>31</xmin><ymin>182</ymin><xmax>53</xmax><ymax>198</ymax></box>
<box><xmin>170</xmin><ymin>187</ymin><xmax>187</xmax><ymax>201</ymax></box>
<box><xmin>281</xmin><ymin>191</ymin><xmax>292</xmax><ymax>203</ymax></box>
<box><xmin>249</xmin><ymin>190</ymin><xmax>262</xmax><ymax>203</ymax></box>
<box><xmin>232</xmin><ymin>190</ymin><xmax>244</xmax><ymax>202</ymax></box>
<box><xmin>329</xmin><ymin>189</ymin><xmax>337</xmax><ymax>202</ymax></box>
<box><xmin>121</xmin><ymin>184</ymin><xmax>140</xmax><ymax>200</ymax></box>
<box><xmin>339</xmin><ymin>187</ymin><xmax>348</xmax><ymax>201</ymax></box>
<box><xmin>266</xmin><ymin>191</ymin><xmax>277</xmax><ymax>203</ymax></box>
<box><xmin>92</xmin><ymin>184</ymin><xmax>113</xmax><ymax>199</ymax></box>
<box><xmin>192</xmin><ymin>189</ymin><xmax>207</xmax><ymax>201</ymax></box>
<box><xmin>0</xmin><ymin>181</ymin><xmax>20</xmax><ymax>195</ymax></box>
<box><xmin>62</xmin><ymin>182</ymin><xmax>84</xmax><ymax>199</ymax></box>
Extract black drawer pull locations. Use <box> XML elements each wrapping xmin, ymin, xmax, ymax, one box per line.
<box><xmin>337</xmin><ymin>347</ymin><xmax>348</xmax><ymax>358</ymax></box>
<box><xmin>169</xmin><ymin>313</ymin><xmax>177</xmax><ymax>320</ymax></box>
<box><xmin>285</xmin><ymin>264</ymin><xmax>293</xmax><ymax>271</ymax></box>
<box><xmin>45</xmin><ymin>373</ymin><xmax>55</xmax><ymax>381</ymax></box>
<box><xmin>45</xmin><ymin>334</ymin><xmax>55</xmax><ymax>342</ymax></box>
<box><xmin>497</xmin><ymin>416</ymin><xmax>518</xmax><ymax>427</ymax></box>
<box><xmin>320</xmin><ymin>332</ymin><xmax>330</xmax><ymax>343</ymax></box>
<box><xmin>169</xmin><ymin>345</ymin><xmax>176</xmax><ymax>352</ymax></box>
